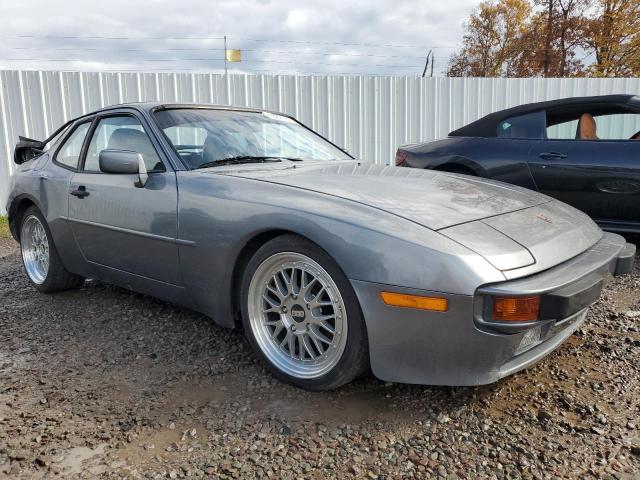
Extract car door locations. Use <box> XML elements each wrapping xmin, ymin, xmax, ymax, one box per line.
<box><xmin>67</xmin><ymin>112</ymin><xmax>181</xmax><ymax>285</ymax></box>
<box><xmin>36</xmin><ymin>120</ymin><xmax>93</xmax><ymax>276</ymax></box>
<box><xmin>528</xmin><ymin>111</ymin><xmax>640</xmax><ymax>230</ymax></box>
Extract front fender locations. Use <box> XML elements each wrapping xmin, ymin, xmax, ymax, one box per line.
<box><xmin>176</xmin><ymin>173</ymin><xmax>504</xmax><ymax>327</ymax></box>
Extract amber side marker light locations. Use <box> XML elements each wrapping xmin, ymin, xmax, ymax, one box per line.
<box><xmin>380</xmin><ymin>292</ymin><xmax>448</xmax><ymax>312</ymax></box>
<box><xmin>492</xmin><ymin>296</ymin><xmax>540</xmax><ymax>322</ymax></box>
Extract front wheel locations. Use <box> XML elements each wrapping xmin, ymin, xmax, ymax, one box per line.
<box><xmin>240</xmin><ymin>234</ymin><xmax>369</xmax><ymax>390</ymax></box>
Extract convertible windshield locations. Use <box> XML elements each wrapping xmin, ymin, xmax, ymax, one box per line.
<box><xmin>154</xmin><ymin>108</ymin><xmax>352</xmax><ymax>169</ymax></box>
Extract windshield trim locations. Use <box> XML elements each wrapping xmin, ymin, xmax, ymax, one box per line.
<box><xmin>150</xmin><ymin>105</ymin><xmax>354</xmax><ymax>170</ymax></box>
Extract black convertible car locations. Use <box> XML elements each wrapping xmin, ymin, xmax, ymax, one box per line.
<box><xmin>396</xmin><ymin>95</ymin><xmax>640</xmax><ymax>233</ymax></box>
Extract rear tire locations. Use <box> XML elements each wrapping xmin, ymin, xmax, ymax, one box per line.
<box><xmin>19</xmin><ymin>206</ymin><xmax>85</xmax><ymax>293</ymax></box>
<box><xmin>240</xmin><ymin>234</ymin><xmax>369</xmax><ymax>390</ymax></box>
<box><xmin>436</xmin><ymin>165</ymin><xmax>477</xmax><ymax>176</ymax></box>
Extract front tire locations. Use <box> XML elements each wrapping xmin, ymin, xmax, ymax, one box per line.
<box><xmin>240</xmin><ymin>234</ymin><xmax>369</xmax><ymax>390</ymax></box>
<box><xmin>19</xmin><ymin>206</ymin><xmax>85</xmax><ymax>293</ymax></box>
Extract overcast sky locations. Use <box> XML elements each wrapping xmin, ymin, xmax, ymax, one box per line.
<box><xmin>0</xmin><ymin>0</ymin><xmax>481</xmax><ymax>76</ymax></box>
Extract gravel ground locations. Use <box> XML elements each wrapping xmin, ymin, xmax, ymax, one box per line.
<box><xmin>0</xmin><ymin>233</ymin><xmax>639</xmax><ymax>479</ymax></box>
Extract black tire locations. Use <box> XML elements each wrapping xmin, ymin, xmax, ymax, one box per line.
<box><xmin>19</xmin><ymin>206</ymin><xmax>85</xmax><ymax>293</ymax></box>
<box><xmin>240</xmin><ymin>234</ymin><xmax>369</xmax><ymax>391</ymax></box>
<box><xmin>436</xmin><ymin>165</ymin><xmax>477</xmax><ymax>176</ymax></box>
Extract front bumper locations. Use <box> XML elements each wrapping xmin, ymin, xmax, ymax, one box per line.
<box><xmin>352</xmin><ymin>232</ymin><xmax>635</xmax><ymax>386</ymax></box>
<box><xmin>475</xmin><ymin>232</ymin><xmax>635</xmax><ymax>334</ymax></box>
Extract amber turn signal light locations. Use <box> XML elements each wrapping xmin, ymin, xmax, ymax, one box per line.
<box><xmin>380</xmin><ymin>292</ymin><xmax>448</xmax><ymax>312</ymax></box>
<box><xmin>492</xmin><ymin>296</ymin><xmax>540</xmax><ymax>322</ymax></box>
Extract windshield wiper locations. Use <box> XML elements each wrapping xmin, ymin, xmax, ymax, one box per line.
<box><xmin>195</xmin><ymin>156</ymin><xmax>304</xmax><ymax>169</ymax></box>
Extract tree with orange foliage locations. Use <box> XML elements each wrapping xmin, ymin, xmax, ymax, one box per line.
<box><xmin>516</xmin><ymin>0</ymin><xmax>588</xmax><ymax>77</ymax></box>
<box><xmin>447</xmin><ymin>0</ymin><xmax>532</xmax><ymax>77</ymax></box>
<box><xmin>583</xmin><ymin>0</ymin><xmax>640</xmax><ymax>77</ymax></box>
<box><xmin>448</xmin><ymin>0</ymin><xmax>640</xmax><ymax>77</ymax></box>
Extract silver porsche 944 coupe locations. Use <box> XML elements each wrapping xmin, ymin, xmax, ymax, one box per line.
<box><xmin>7</xmin><ymin>103</ymin><xmax>635</xmax><ymax>390</ymax></box>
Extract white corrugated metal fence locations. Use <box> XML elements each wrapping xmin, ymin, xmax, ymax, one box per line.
<box><xmin>1</xmin><ymin>70</ymin><xmax>639</xmax><ymax>214</ymax></box>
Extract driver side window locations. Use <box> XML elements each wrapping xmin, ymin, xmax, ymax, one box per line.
<box><xmin>84</xmin><ymin>116</ymin><xmax>164</xmax><ymax>172</ymax></box>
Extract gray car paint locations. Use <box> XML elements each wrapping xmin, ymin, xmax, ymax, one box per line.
<box><xmin>220</xmin><ymin>162</ymin><xmax>604</xmax><ymax>277</ymax></box>
<box><xmin>358</xmin><ymin>231</ymin><xmax>626</xmax><ymax>385</ymax></box>
<box><xmin>6</xmin><ymin>102</ymin><xmax>634</xmax><ymax>386</ymax></box>
<box><xmin>230</xmin><ymin>162</ymin><xmax>551</xmax><ymax>230</ymax></box>
<box><xmin>172</xmin><ymin>167</ymin><xmax>507</xmax><ymax>325</ymax></box>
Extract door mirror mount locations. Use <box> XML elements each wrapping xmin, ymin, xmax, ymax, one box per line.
<box><xmin>99</xmin><ymin>149</ymin><xmax>148</xmax><ymax>188</ymax></box>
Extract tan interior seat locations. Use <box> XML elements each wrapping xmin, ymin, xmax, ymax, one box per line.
<box><xmin>577</xmin><ymin>113</ymin><xmax>598</xmax><ymax>140</ymax></box>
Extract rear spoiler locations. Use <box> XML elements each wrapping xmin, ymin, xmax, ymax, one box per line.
<box><xmin>13</xmin><ymin>119</ymin><xmax>74</xmax><ymax>165</ymax></box>
<box><xmin>14</xmin><ymin>136</ymin><xmax>46</xmax><ymax>165</ymax></box>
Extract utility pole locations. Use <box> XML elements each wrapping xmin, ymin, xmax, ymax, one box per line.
<box><xmin>422</xmin><ymin>50</ymin><xmax>433</xmax><ymax>77</ymax></box>
<box><xmin>430</xmin><ymin>54</ymin><xmax>434</xmax><ymax>77</ymax></box>
<box><xmin>224</xmin><ymin>35</ymin><xmax>228</xmax><ymax>75</ymax></box>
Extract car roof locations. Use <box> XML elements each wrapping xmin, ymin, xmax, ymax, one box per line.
<box><xmin>50</xmin><ymin>103</ymin><xmax>282</xmax><ymax>139</ymax></box>
<box><xmin>83</xmin><ymin>102</ymin><xmax>268</xmax><ymax>117</ymax></box>
<box><xmin>38</xmin><ymin>102</ymin><xmax>285</xmax><ymax>145</ymax></box>
<box><xmin>449</xmin><ymin>94</ymin><xmax>639</xmax><ymax>137</ymax></box>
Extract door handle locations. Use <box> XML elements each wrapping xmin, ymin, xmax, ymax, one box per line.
<box><xmin>539</xmin><ymin>151</ymin><xmax>567</xmax><ymax>160</ymax></box>
<box><xmin>70</xmin><ymin>186</ymin><xmax>90</xmax><ymax>199</ymax></box>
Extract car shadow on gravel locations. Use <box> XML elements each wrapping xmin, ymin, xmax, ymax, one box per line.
<box><xmin>23</xmin><ymin>275</ymin><xmax>483</xmax><ymax>426</ymax></box>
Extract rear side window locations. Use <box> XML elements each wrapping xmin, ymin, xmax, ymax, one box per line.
<box><xmin>497</xmin><ymin>111</ymin><xmax>545</xmax><ymax>139</ymax></box>
<box><xmin>55</xmin><ymin>122</ymin><xmax>91</xmax><ymax>169</ymax></box>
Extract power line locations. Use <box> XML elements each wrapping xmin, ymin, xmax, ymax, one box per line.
<box><xmin>233</xmin><ymin>37</ymin><xmax>454</xmax><ymax>49</ymax></box>
<box><xmin>10</xmin><ymin>34</ymin><xmax>225</xmax><ymax>41</ymax></box>
<box><xmin>0</xmin><ymin>65</ymin><xmax>426</xmax><ymax>77</ymax></box>
<box><xmin>5</xmin><ymin>46</ymin><xmax>448</xmax><ymax>60</ymax></box>
<box><xmin>1</xmin><ymin>57</ymin><xmax>425</xmax><ymax>68</ymax></box>
<box><xmin>4</xmin><ymin>33</ymin><xmax>456</xmax><ymax>50</ymax></box>
<box><xmin>0</xmin><ymin>34</ymin><xmax>453</xmax><ymax>75</ymax></box>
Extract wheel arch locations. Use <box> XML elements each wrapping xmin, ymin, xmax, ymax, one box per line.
<box><xmin>7</xmin><ymin>194</ymin><xmax>43</xmax><ymax>241</ymax></box>
<box><xmin>431</xmin><ymin>155</ymin><xmax>486</xmax><ymax>177</ymax></box>
<box><xmin>228</xmin><ymin>227</ymin><xmax>360</xmax><ymax>328</ymax></box>
<box><xmin>229</xmin><ymin>228</ymin><xmax>299</xmax><ymax>325</ymax></box>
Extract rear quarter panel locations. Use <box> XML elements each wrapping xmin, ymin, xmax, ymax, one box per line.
<box><xmin>7</xmin><ymin>155</ymin><xmax>86</xmax><ymax>275</ymax></box>
<box><xmin>404</xmin><ymin>137</ymin><xmax>539</xmax><ymax>191</ymax></box>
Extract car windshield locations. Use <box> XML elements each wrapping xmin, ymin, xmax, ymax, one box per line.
<box><xmin>153</xmin><ymin>108</ymin><xmax>352</xmax><ymax>169</ymax></box>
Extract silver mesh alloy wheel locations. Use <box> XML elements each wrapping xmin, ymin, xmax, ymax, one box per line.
<box><xmin>247</xmin><ymin>252</ymin><xmax>348</xmax><ymax>379</ymax></box>
<box><xmin>20</xmin><ymin>214</ymin><xmax>50</xmax><ymax>285</ymax></box>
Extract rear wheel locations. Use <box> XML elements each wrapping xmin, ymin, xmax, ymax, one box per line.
<box><xmin>19</xmin><ymin>206</ymin><xmax>85</xmax><ymax>293</ymax></box>
<box><xmin>436</xmin><ymin>164</ymin><xmax>477</xmax><ymax>176</ymax></box>
<box><xmin>240</xmin><ymin>234</ymin><xmax>369</xmax><ymax>390</ymax></box>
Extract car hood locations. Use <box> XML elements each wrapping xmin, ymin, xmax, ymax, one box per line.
<box><xmin>216</xmin><ymin>161</ymin><xmax>602</xmax><ymax>275</ymax></box>
<box><xmin>439</xmin><ymin>201</ymin><xmax>602</xmax><ymax>277</ymax></box>
<box><xmin>220</xmin><ymin>161</ymin><xmax>551</xmax><ymax>230</ymax></box>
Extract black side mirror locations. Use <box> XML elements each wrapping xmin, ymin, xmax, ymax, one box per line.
<box><xmin>14</xmin><ymin>137</ymin><xmax>45</xmax><ymax>165</ymax></box>
<box><xmin>99</xmin><ymin>149</ymin><xmax>148</xmax><ymax>188</ymax></box>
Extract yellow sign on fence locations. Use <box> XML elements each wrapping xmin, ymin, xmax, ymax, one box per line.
<box><xmin>226</xmin><ymin>49</ymin><xmax>241</xmax><ymax>62</ymax></box>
